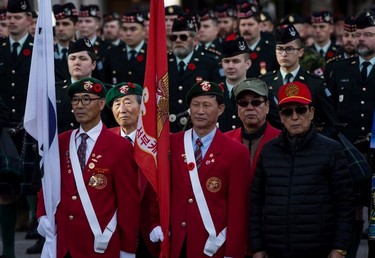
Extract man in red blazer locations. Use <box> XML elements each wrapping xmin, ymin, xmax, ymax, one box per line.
<box><xmin>106</xmin><ymin>82</ymin><xmax>161</xmax><ymax>257</ymax></box>
<box><xmin>225</xmin><ymin>78</ymin><xmax>280</xmax><ymax>179</ymax></box>
<box><xmin>170</xmin><ymin>80</ymin><xmax>250</xmax><ymax>258</ymax></box>
<box><xmin>37</xmin><ymin>78</ymin><xmax>141</xmax><ymax>258</ymax></box>
<box><xmin>225</xmin><ymin>78</ymin><xmax>280</xmax><ymax>257</ymax></box>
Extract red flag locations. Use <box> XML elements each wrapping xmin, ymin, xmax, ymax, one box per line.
<box><xmin>134</xmin><ymin>0</ymin><xmax>170</xmax><ymax>257</ymax></box>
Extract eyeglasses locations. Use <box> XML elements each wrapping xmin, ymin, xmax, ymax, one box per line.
<box><xmin>280</xmin><ymin>106</ymin><xmax>309</xmax><ymax>117</ymax></box>
<box><xmin>71</xmin><ymin>96</ymin><xmax>102</xmax><ymax>106</ymax></box>
<box><xmin>237</xmin><ymin>99</ymin><xmax>265</xmax><ymax>107</ymax></box>
<box><xmin>170</xmin><ymin>34</ymin><xmax>190</xmax><ymax>42</ymax></box>
<box><xmin>276</xmin><ymin>46</ymin><xmax>301</xmax><ymax>54</ymax></box>
<box><xmin>354</xmin><ymin>32</ymin><xmax>375</xmax><ymax>38</ymax></box>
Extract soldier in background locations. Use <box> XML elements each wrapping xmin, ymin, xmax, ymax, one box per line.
<box><xmin>103</xmin><ymin>10</ymin><xmax>147</xmax><ymax>86</ymax></box>
<box><xmin>53</xmin><ymin>2</ymin><xmax>79</xmax><ymax>82</ymax></box>
<box><xmin>259</xmin><ymin>10</ymin><xmax>274</xmax><ymax>33</ymax></box>
<box><xmin>215</xmin><ymin>3</ymin><xmax>237</xmax><ymax>41</ymax></box>
<box><xmin>237</xmin><ymin>3</ymin><xmax>278</xmax><ymax>78</ymax></box>
<box><xmin>77</xmin><ymin>4</ymin><xmax>107</xmax><ymax>80</ymax></box>
<box><xmin>197</xmin><ymin>9</ymin><xmax>222</xmax><ymax>54</ymax></box>
<box><xmin>28</xmin><ymin>10</ymin><xmax>37</xmax><ymax>38</ymax></box>
<box><xmin>0</xmin><ymin>8</ymin><xmax>8</xmax><ymax>38</ymax></box>
<box><xmin>165</xmin><ymin>5</ymin><xmax>183</xmax><ymax>51</ymax></box>
<box><xmin>102</xmin><ymin>12</ymin><xmax>122</xmax><ymax>46</ymax></box>
<box><xmin>167</xmin><ymin>16</ymin><xmax>222</xmax><ymax>132</ymax></box>
<box><xmin>310</xmin><ymin>10</ymin><xmax>340</xmax><ymax>61</ymax></box>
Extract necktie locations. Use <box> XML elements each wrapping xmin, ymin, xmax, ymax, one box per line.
<box><xmin>77</xmin><ymin>133</ymin><xmax>89</xmax><ymax>171</ymax></box>
<box><xmin>361</xmin><ymin>61</ymin><xmax>371</xmax><ymax>82</ymax></box>
<box><xmin>129</xmin><ymin>49</ymin><xmax>136</xmax><ymax>62</ymax></box>
<box><xmin>178</xmin><ymin>61</ymin><xmax>185</xmax><ymax>77</ymax></box>
<box><xmin>195</xmin><ymin>138</ymin><xmax>203</xmax><ymax>169</ymax></box>
<box><xmin>319</xmin><ymin>49</ymin><xmax>325</xmax><ymax>57</ymax></box>
<box><xmin>61</xmin><ymin>48</ymin><xmax>68</xmax><ymax>62</ymax></box>
<box><xmin>285</xmin><ymin>73</ymin><xmax>293</xmax><ymax>84</ymax></box>
<box><xmin>11</xmin><ymin>42</ymin><xmax>20</xmax><ymax>60</ymax></box>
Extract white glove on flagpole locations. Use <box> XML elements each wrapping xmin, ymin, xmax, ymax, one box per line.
<box><xmin>149</xmin><ymin>225</ymin><xmax>164</xmax><ymax>242</ymax></box>
<box><xmin>37</xmin><ymin>215</ymin><xmax>56</xmax><ymax>239</ymax></box>
<box><xmin>120</xmin><ymin>251</ymin><xmax>135</xmax><ymax>258</ymax></box>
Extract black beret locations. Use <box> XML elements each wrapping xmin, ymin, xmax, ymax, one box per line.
<box><xmin>165</xmin><ymin>5</ymin><xmax>183</xmax><ymax>16</ymax></box>
<box><xmin>222</xmin><ymin>37</ymin><xmax>250</xmax><ymax>58</ymax></box>
<box><xmin>53</xmin><ymin>3</ymin><xmax>78</xmax><ymax>20</ymax></box>
<box><xmin>274</xmin><ymin>24</ymin><xmax>300</xmax><ymax>44</ymax></box>
<box><xmin>344</xmin><ymin>16</ymin><xmax>356</xmax><ymax>32</ymax></box>
<box><xmin>68</xmin><ymin>38</ymin><xmax>95</xmax><ymax>55</ymax></box>
<box><xmin>215</xmin><ymin>4</ymin><xmax>236</xmax><ymax>18</ymax></box>
<box><xmin>260</xmin><ymin>11</ymin><xmax>272</xmax><ymax>22</ymax></box>
<box><xmin>280</xmin><ymin>14</ymin><xmax>304</xmax><ymax>25</ymax></box>
<box><xmin>0</xmin><ymin>9</ymin><xmax>6</xmax><ymax>20</ymax></box>
<box><xmin>356</xmin><ymin>10</ymin><xmax>375</xmax><ymax>29</ymax></box>
<box><xmin>121</xmin><ymin>10</ymin><xmax>144</xmax><ymax>25</ymax></box>
<box><xmin>237</xmin><ymin>4</ymin><xmax>259</xmax><ymax>20</ymax></box>
<box><xmin>172</xmin><ymin>16</ymin><xmax>197</xmax><ymax>33</ymax></box>
<box><xmin>79</xmin><ymin>4</ymin><xmax>101</xmax><ymax>19</ymax></box>
<box><xmin>199</xmin><ymin>9</ymin><xmax>216</xmax><ymax>22</ymax></box>
<box><xmin>106</xmin><ymin>82</ymin><xmax>143</xmax><ymax>108</ymax></box>
<box><xmin>7</xmin><ymin>0</ymin><xmax>32</xmax><ymax>13</ymax></box>
<box><xmin>103</xmin><ymin>12</ymin><xmax>120</xmax><ymax>23</ymax></box>
<box><xmin>186</xmin><ymin>81</ymin><xmax>224</xmax><ymax>105</ymax></box>
<box><xmin>68</xmin><ymin>78</ymin><xmax>107</xmax><ymax>98</ymax></box>
<box><xmin>311</xmin><ymin>10</ymin><xmax>333</xmax><ymax>24</ymax></box>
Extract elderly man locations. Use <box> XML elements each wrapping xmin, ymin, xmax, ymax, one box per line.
<box><xmin>251</xmin><ymin>81</ymin><xmax>353</xmax><ymax>258</ymax></box>
<box><xmin>37</xmin><ymin>78</ymin><xmax>141</xmax><ymax>258</ymax></box>
<box><xmin>170</xmin><ymin>80</ymin><xmax>250</xmax><ymax>257</ymax></box>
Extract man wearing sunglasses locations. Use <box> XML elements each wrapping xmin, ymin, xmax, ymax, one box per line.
<box><xmin>260</xmin><ymin>24</ymin><xmax>339</xmax><ymax>138</ymax></box>
<box><xmin>168</xmin><ymin>16</ymin><xmax>222</xmax><ymax>132</ymax></box>
<box><xmin>250</xmin><ymin>81</ymin><xmax>353</xmax><ymax>258</ymax></box>
<box><xmin>37</xmin><ymin>78</ymin><xmax>141</xmax><ymax>258</ymax></box>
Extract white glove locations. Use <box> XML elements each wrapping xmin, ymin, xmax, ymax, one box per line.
<box><xmin>120</xmin><ymin>251</ymin><xmax>135</xmax><ymax>258</ymax></box>
<box><xmin>37</xmin><ymin>216</ymin><xmax>56</xmax><ymax>239</ymax></box>
<box><xmin>149</xmin><ymin>225</ymin><xmax>164</xmax><ymax>243</ymax></box>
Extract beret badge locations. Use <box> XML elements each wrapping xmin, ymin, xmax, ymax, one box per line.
<box><xmin>119</xmin><ymin>85</ymin><xmax>129</xmax><ymax>94</ymax></box>
<box><xmin>83</xmin><ymin>81</ymin><xmax>94</xmax><ymax>90</ymax></box>
<box><xmin>238</xmin><ymin>41</ymin><xmax>246</xmax><ymax>51</ymax></box>
<box><xmin>288</xmin><ymin>27</ymin><xmax>296</xmax><ymax>37</ymax></box>
<box><xmin>285</xmin><ymin>84</ymin><xmax>299</xmax><ymax>97</ymax></box>
<box><xmin>20</xmin><ymin>1</ymin><xmax>27</xmax><ymax>10</ymax></box>
<box><xmin>84</xmin><ymin>38</ymin><xmax>92</xmax><ymax>48</ymax></box>
<box><xmin>200</xmin><ymin>81</ymin><xmax>211</xmax><ymax>92</ymax></box>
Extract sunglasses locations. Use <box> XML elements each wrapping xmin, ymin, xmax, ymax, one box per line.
<box><xmin>280</xmin><ymin>106</ymin><xmax>309</xmax><ymax>117</ymax></box>
<box><xmin>237</xmin><ymin>99</ymin><xmax>265</xmax><ymax>107</ymax></box>
<box><xmin>170</xmin><ymin>34</ymin><xmax>190</xmax><ymax>42</ymax></box>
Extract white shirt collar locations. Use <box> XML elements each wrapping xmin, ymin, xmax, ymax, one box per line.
<box><xmin>176</xmin><ymin>50</ymin><xmax>194</xmax><ymax>66</ymax></box>
<box><xmin>9</xmin><ymin>33</ymin><xmax>29</xmax><ymax>48</ymax></box>
<box><xmin>76</xmin><ymin>120</ymin><xmax>103</xmax><ymax>142</ymax></box>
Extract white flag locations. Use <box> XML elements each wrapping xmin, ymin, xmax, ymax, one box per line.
<box><xmin>23</xmin><ymin>0</ymin><xmax>60</xmax><ymax>257</ymax></box>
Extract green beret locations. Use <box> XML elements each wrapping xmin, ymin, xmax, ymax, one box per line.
<box><xmin>105</xmin><ymin>82</ymin><xmax>143</xmax><ymax>107</ymax></box>
<box><xmin>186</xmin><ymin>81</ymin><xmax>224</xmax><ymax>105</ymax></box>
<box><xmin>68</xmin><ymin>77</ymin><xmax>107</xmax><ymax>98</ymax></box>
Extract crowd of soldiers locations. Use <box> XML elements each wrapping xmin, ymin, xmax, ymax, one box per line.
<box><xmin>0</xmin><ymin>0</ymin><xmax>375</xmax><ymax>257</ymax></box>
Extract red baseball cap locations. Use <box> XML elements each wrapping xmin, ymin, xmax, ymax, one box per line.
<box><xmin>278</xmin><ymin>81</ymin><xmax>312</xmax><ymax>106</ymax></box>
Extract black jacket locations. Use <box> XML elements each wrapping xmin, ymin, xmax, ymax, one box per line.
<box><xmin>250</xmin><ymin>125</ymin><xmax>354</xmax><ymax>258</ymax></box>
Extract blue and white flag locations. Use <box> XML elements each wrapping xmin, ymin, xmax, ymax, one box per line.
<box><xmin>23</xmin><ymin>0</ymin><xmax>60</xmax><ymax>257</ymax></box>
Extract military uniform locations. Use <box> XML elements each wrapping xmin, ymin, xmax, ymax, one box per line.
<box><xmin>91</xmin><ymin>36</ymin><xmax>109</xmax><ymax>81</ymax></box>
<box><xmin>310</xmin><ymin>43</ymin><xmax>340</xmax><ymax>61</ymax></box>
<box><xmin>246</xmin><ymin>37</ymin><xmax>278</xmax><ymax>78</ymax></box>
<box><xmin>168</xmin><ymin>50</ymin><xmax>222</xmax><ymax>132</ymax></box>
<box><xmin>217</xmin><ymin>82</ymin><xmax>241</xmax><ymax>132</ymax></box>
<box><xmin>260</xmin><ymin>68</ymin><xmax>339</xmax><ymax>137</ymax></box>
<box><xmin>54</xmin><ymin>44</ymin><xmax>71</xmax><ymax>82</ymax></box>
<box><xmin>103</xmin><ymin>42</ymin><xmax>147</xmax><ymax>86</ymax></box>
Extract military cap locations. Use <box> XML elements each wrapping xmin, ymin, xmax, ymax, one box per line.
<box><xmin>280</xmin><ymin>14</ymin><xmax>304</xmax><ymax>26</ymax></box>
<box><xmin>7</xmin><ymin>0</ymin><xmax>32</xmax><ymax>13</ymax></box>
<box><xmin>222</xmin><ymin>37</ymin><xmax>250</xmax><ymax>58</ymax></box>
<box><xmin>121</xmin><ymin>10</ymin><xmax>145</xmax><ymax>25</ymax></box>
<box><xmin>344</xmin><ymin>16</ymin><xmax>356</xmax><ymax>32</ymax></box>
<box><xmin>234</xmin><ymin>78</ymin><xmax>268</xmax><ymax>99</ymax></box>
<box><xmin>172</xmin><ymin>16</ymin><xmax>197</xmax><ymax>33</ymax></box>
<box><xmin>278</xmin><ymin>81</ymin><xmax>312</xmax><ymax>106</ymax></box>
<box><xmin>274</xmin><ymin>24</ymin><xmax>300</xmax><ymax>44</ymax></box>
<box><xmin>260</xmin><ymin>11</ymin><xmax>272</xmax><ymax>22</ymax></box>
<box><xmin>53</xmin><ymin>3</ymin><xmax>78</xmax><ymax>20</ymax></box>
<box><xmin>235</xmin><ymin>0</ymin><xmax>259</xmax><ymax>12</ymax></box>
<box><xmin>215</xmin><ymin>4</ymin><xmax>236</xmax><ymax>18</ymax></box>
<box><xmin>103</xmin><ymin>11</ymin><xmax>120</xmax><ymax>23</ymax></box>
<box><xmin>68</xmin><ymin>38</ymin><xmax>95</xmax><ymax>55</ymax></box>
<box><xmin>0</xmin><ymin>9</ymin><xmax>6</xmax><ymax>20</ymax></box>
<box><xmin>311</xmin><ymin>10</ymin><xmax>333</xmax><ymax>24</ymax></box>
<box><xmin>79</xmin><ymin>4</ymin><xmax>101</xmax><ymax>19</ymax></box>
<box><xmin>106</xmin><ymin>82</ymin><xmax>143</xmax><ymax>107</ymax></box>
<box><xmin>199</xmin><ymin>9</ymin><xmax>216</xmax><ymax>22</ymax></box>
<box><xmin>237</xmin><ymin>4</ymin><xmax>259</xmax><ymax>20</ymax></box>
<box><xmin>165</xmin><ymin>5</ymin><xmax>183</xmax><ymax>16</ymax></box>
<box><xmin>186</xmin><ymin>81</ymin><xmax>224</xmax><ymax>105</ymax></box>
<box><xmin>356</xmin><ymin>10</ymin><xmax>375</xmax><ymax>29</ymax></box>
<box><xmin>68</xmin><ymin>78</ymin><xmax>107</xmax><ymax>98</ymax></box>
